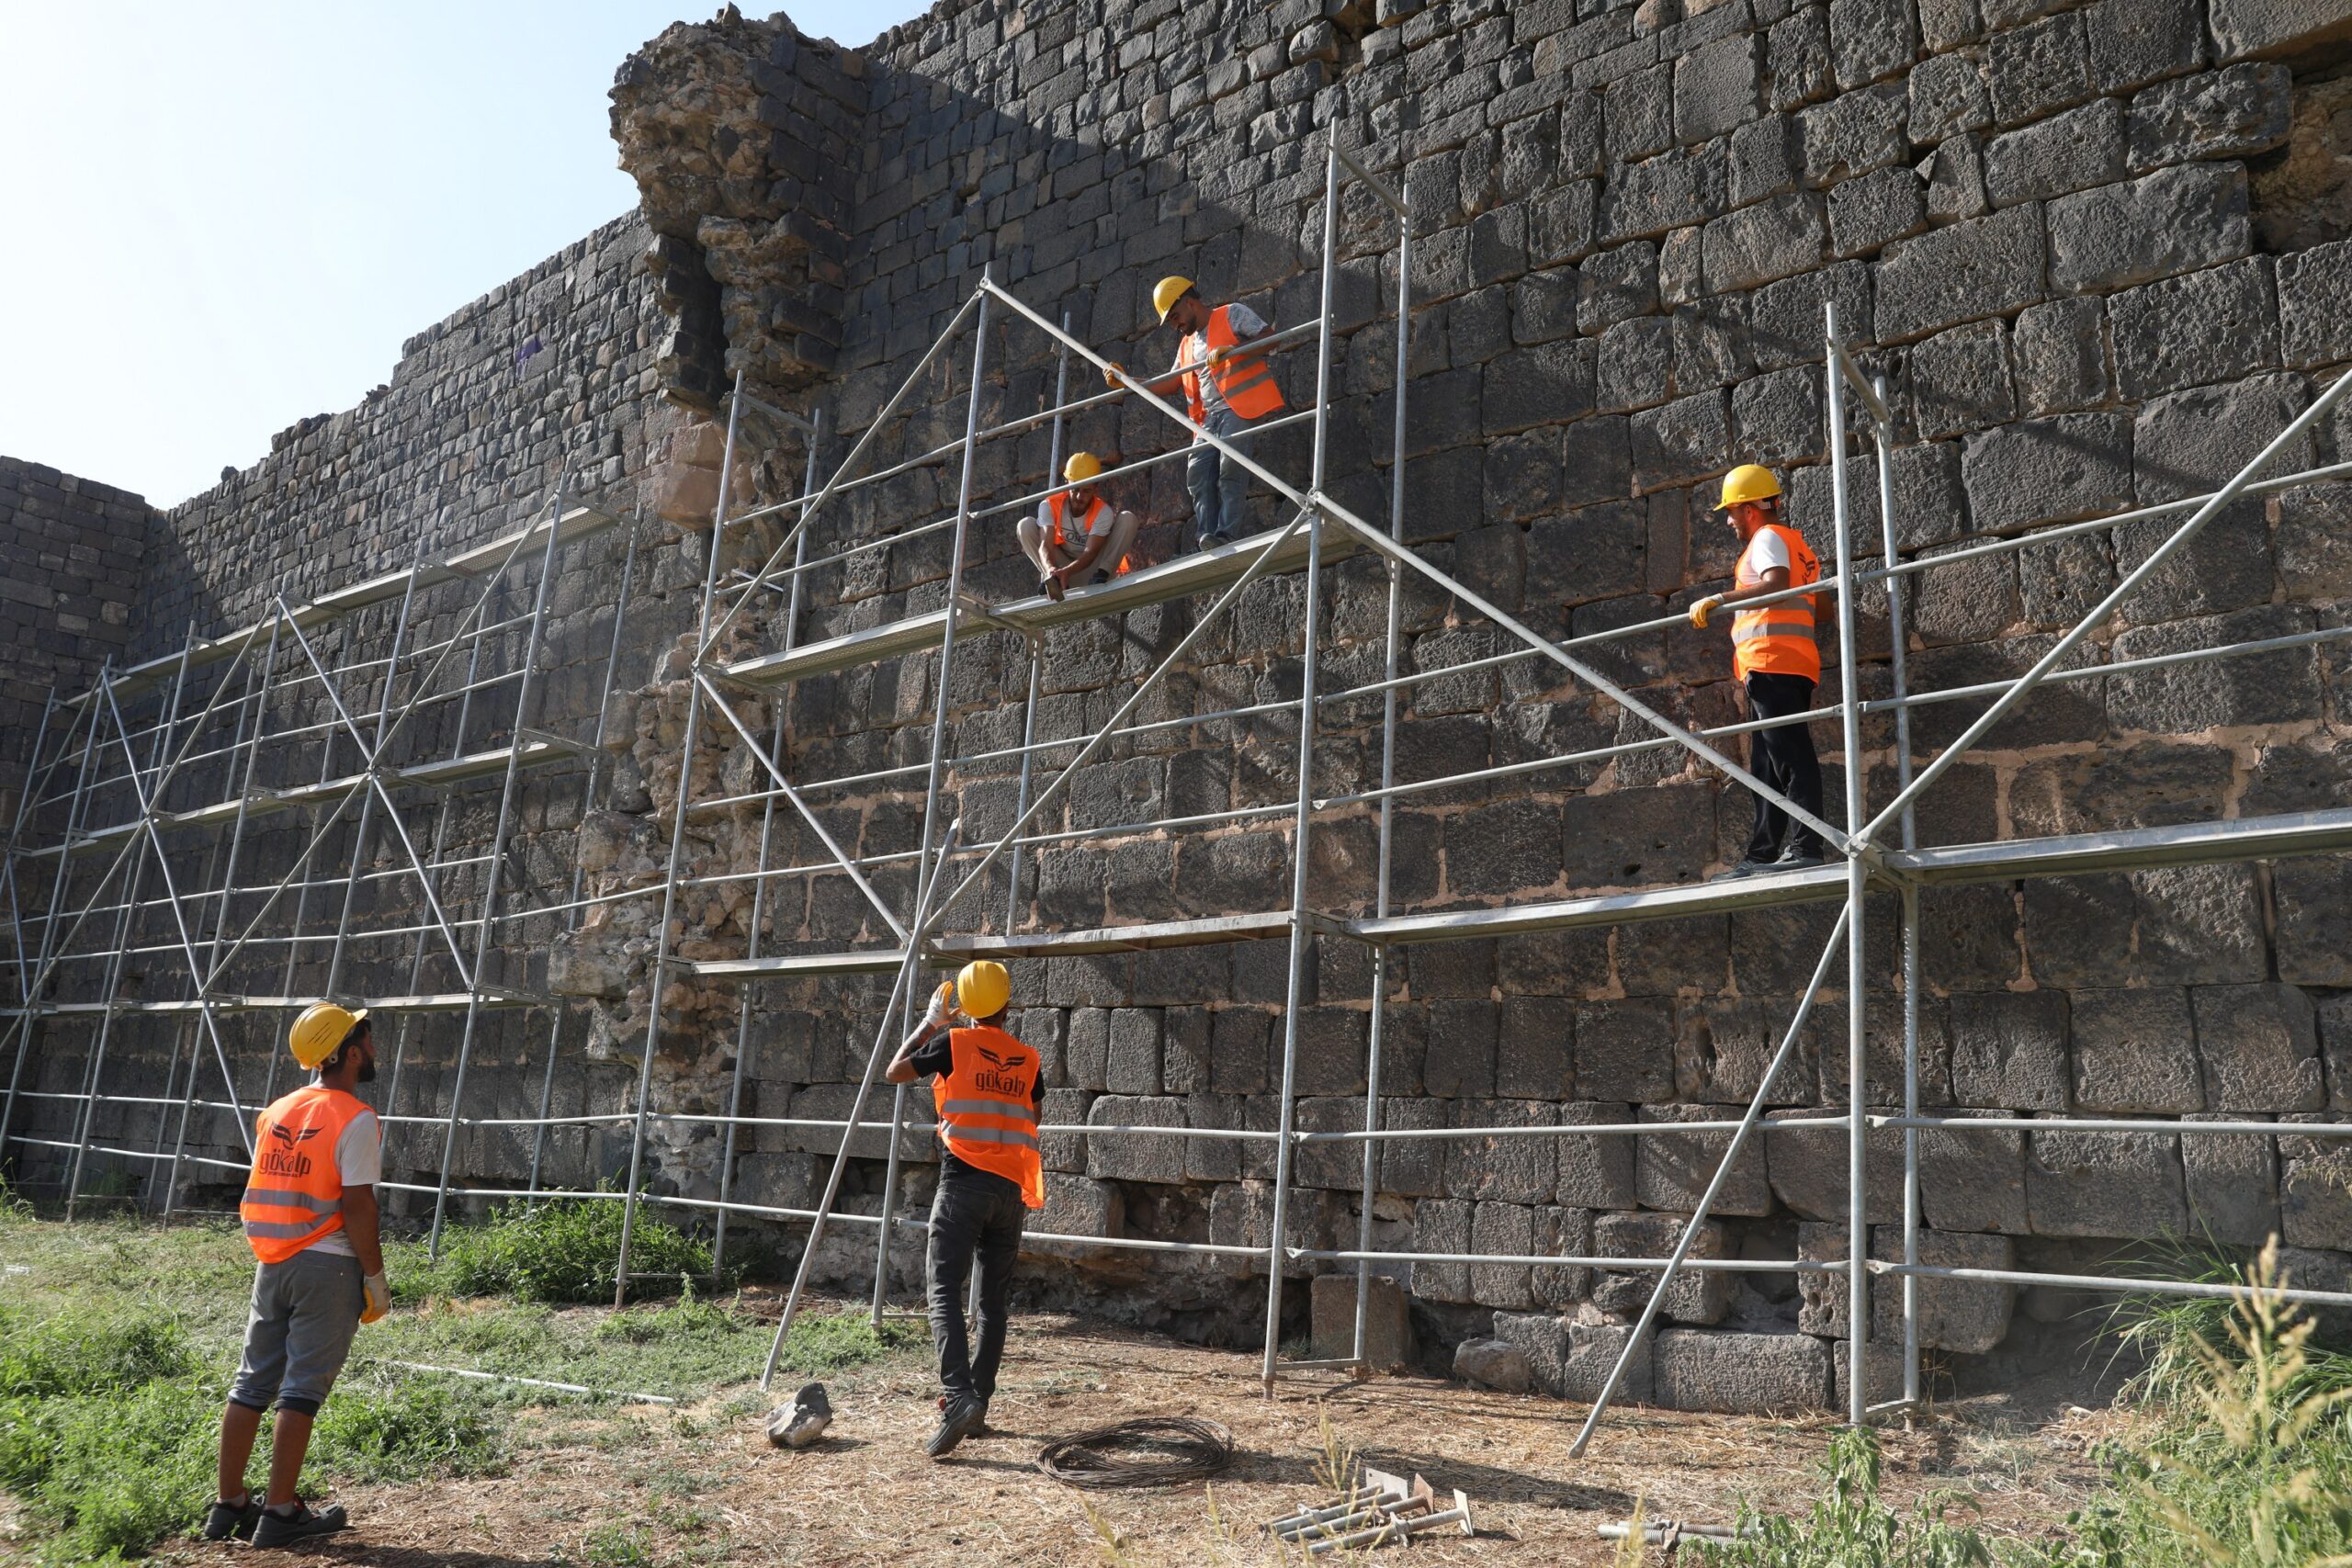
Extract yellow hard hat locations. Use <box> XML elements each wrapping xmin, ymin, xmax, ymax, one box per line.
<box><xmin>956</xmin><ymin>960</ymin><xmax>1011</xmax><ymax>1019</ymax></box>
<box><xmin>1063</xmin><ymin>450</ymin><xmax>1102</xmax><ymax>484</ymax></box>
<box><xmin>1714</xmin><ymin>464</ymin><xmax>1783</xmax><ymax>511</ymax></box>
<box><xmin>1152</xmin><ymin>276</ymin><xmax>1195</xmax><ymax>323</ymax></box>
<box><xmin>289</xmin><ymin>1002</ymin><xmax>369</xmax><ymax>1070</ymax></box>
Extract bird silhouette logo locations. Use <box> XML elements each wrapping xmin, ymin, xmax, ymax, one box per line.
<box><xmin>975</xmin><ymin>1043</ymin><xmax>1010</xmax><ymax>1068</ymax></box>
<box><xmin>269</xmin><ymin>1124</ymin><xmax>322</xmax><ymax>1149</ymax></box>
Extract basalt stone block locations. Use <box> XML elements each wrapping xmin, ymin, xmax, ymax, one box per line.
<box><xmin>1471</xmin><ymin>1201</ymin><xmax>1538</xmax><ymax>1308</ymax></box>
<box><xmin>1579</xmin><ymin>242</ymin><xmax>1661</xmax><ymax>334</ymax></box>
<box><xmin>1604</xmin><ymin>145</ymin><xmax>1727</xmax><ymax>243</ymax></box>
<box><xmin>1409</xmin><ymin>1196</ymin><xmax>1476</xmax><ymax>1302</ymax></box>
<box><xmin>1311</xmin><ymin>1273</ymin><xmax>1414</xmax><ymax>1371</ymax></box>
<box><xmin>1040</xmin><ymin>1089</ymin><xmax>1097</xmax><ymax>1173</ymax></box>
<box><xmin>1562</xmin><ymin>415</ymin><xmax>1635</xmax><ymax>505</ymax></box>
<box><xmin>1032</xmin><ymin>1178</ymin><xmax>1125</xmax><ymax>1258</ymax></box>
<box><xmin>2140</xmin><ymin>864</ymin><xmax>2271</xmax><ymax>987</ymax></box>
<box><xmin>1607</xmin><ymin>62</ymin><xmax>1677</xmax><ymax>164</ymax></box>
<box><xmin>2279</xmin><ymin>1128</ymin><xmax>2352</xmax><ymax>1251</ymax></box>
<box><xmin>1212</xmin><ymin>1008</ymin><xmax>1272</xmax><ymax>1095</ymax></box>
<box><xmin>2047</xmin><ymin>164</ymin><xmax>2251</xmax><ymax>294</ymax></box>
<box><xmin>1489</xmin><ymin>1310</ymin><xmax>1571</xmax><ymax>1397</ymax></box>
<box><xmin>2277</xmin><ymin>857</ymin><xmax>2352</xmax><ymax>987</ymax></box>
<box><xmin>1749</xmin><ymin>259</ymin><xmax>1873</xmax><ymax>370</ymax></box>
<box><xmin>1559</xmin><ymin>1100</ymin><xmax>1642</xmax><ymax>1209</ymax></box>
<box><xmin>2109</xmin><ymin>257</ymin><xmax>2278</xmax><ymax>400</ymax></box>
<box><xmin>1374</xmin><ymin>1098</ymin><xmax>1450</xmax><ymax>1199</ymax></box>
<box><xmin>1950</xmin><ymin>990</ymin><xmax>2070</xmax><ymax>1111</ymax></box>
<box><xmin>2126</xmin><ymin>63</ymin><xmax>2292</xmax><ymax>171</ymax></box>
<box><xmin>1703</xmin><ymin>191</ymin><xmax>1828</xmax><ymax>293</ymax></box>
<box><xmin>1919</xmin><ymin>1110</ymin><xmax>2031</xmax><ymax>1234</ymax></box>
<box><xmin>1767</xmin><ymin>1109</ymin><xmax>1907</xmax><ymax>1224</ymax></box>
<box><xmin>2026</xmin><ymin>1120</ymin><xmax>2187</xmax><ymax>1237</ymax></box>
<box><xmin>1960</xmin><ymin>412</ymin><xmax>2132</xmax><ymax>532</ymax></box>
<box><xmin>1596</xmin><ymin>317</ymin><xmax>1678</xmax><ymax>414</ymax></box>
<box><xmin>1595</xmin><ymin>1211</ymin><xmax>1732</xmax><ymax>1324</ymax></box>
<box><xmin>2208</xmin><ymin>0</ymin><xmax>2352</xmax><ymax>62</ymax></box>
<box><xmin>1676</xmin><ymin>31</ymin><xmax>1760</xmax><ymax>145</ymax></box>
<box><xmin>1986</xmin><ymin>11</ymin><xmax>2092</xmax><ymax>129</ymax></box>
<box><xmin>1085</xmin><ymin>1094</ymin><xmax>1188</xmax><ymax>1184</ymax></box>
<box><xmin>1577</xmin><ymin>998</ymin><xmax>1677</xmax><ymax>1105</ymax></box>
<box><xmin>1768</xmin><ymin>6</ymin><xmax>1836</xmax><ymax>114</ymax></box>
<box><xmin>1909</xmin><ymin>51</ymin><xmax>1993</xmax><ymax>145</ymax></box>
<box><xmin>1984</xmin><ymin>97</ymin><xmax>2125</xmax><ymax>207</ymax></box>
<box><xmin>1829</xmin><ymin>164</ymin><xmax>1930</xmax><ymax>257</ymax></box>
<box><xmin>1923</xmin><ymin>130</ymin><xmax>1993</xmax><ymax>225</ymax></box>
<box><xmin>1803</xmin><ymin>1225</ymin><xmax>2017</xmax><ymax>1350</ymax></box>
<box><xmin>1672</xmin><ymin>296</ymin><xmax>1753</xmax><ymax>392</ymax></box>
<box><xmin>1654</xmin><ymin>1328</ymin><xmax>1834</xmax><ymax>1413</ymax></box>
<box><xmin>2183</xmin><ymin>1112</ymin><xmax>2282</xmax><ymax>1247</ymax></box>
<box><xmin>1636</xmin><ymin>1103</ymin><xmax>1775</xmax><ymax>1215</ymax></box>
<box><xmin>2079</xmin><ymin>987</ymin><xmax>2201</xmax><ymax>1109</ymax></box>
<box><xmin>2277</xmin><ymin>1246</ymin><xmax>2352</xmax><ymax>1347</ymax></box>
<box><xmin>1912</xmin><ymin>319</ymin><xmax>2016</xmax><ymax>439</ymax></box>
<box><xmin>1498</xmin><ymin>997</ymin><xmax>1575</xmax><ymax>1100</ymax></box>
<box><xmin>2278</xmin><ymin>238</ymin><xmax>2352</xmax><ymax>371</ymax></box>
<box><xmin>2012</xmin><ymin>296</ymin><xmax>2111</xmax><ymax>415</ymax></box>
<box><xmin>1449</xmin><ymin>1099</ymin><xmax>1558</xmax><ymax>1203</ymax></box>
<box><xmin>1295</xmin><ymin>1007</ymin><xmax>1370</xmax><ymax>1097</ymax></box>
<box><xmin>1532</xmin><ymin>1206</ymin><xmax>1597</xmax><ymax>1306</ymax></box>
<box><xmin>2197</xmin><ymin>983</ymin><xmax>2324</xmax><ymax>1114</ymax></box>
<box><xmin>1730</xmin><ymin>115</ymin><xmax>1802</xmax><ymax>207</ymax></box>
<box><xmin>1875</xmin><ymin>202</ymin><xmax>2044</xmax><ymax>344</ymax></box>
<box><xmin>1106</xmin><ymin>1008</ymin><xmax>1164</xmax><ymax>1095</ymax></box>
<box><xmin>1731</xmin><ymin>365</ymin><xmax>1826</xmax><ymax>464</ymax></box>
<box><xmin>1801</xmin><ymin>84</ymin><xmax>1911</xmax><ymax>187</ymax></box>
<box><xmin>1631</xmin><ymin>390</ymin><xmax>1732</xmax><ymax>491</ymax></box>
<box><xmin>2086</xmin><ymin>0</ymin><xmax>2207</xmax><ymax>94</ymax></box>
<box><xmin>1831</xmin><ymin>0</ymin><xmax>1918</xmax><ymax>88</ymax></box>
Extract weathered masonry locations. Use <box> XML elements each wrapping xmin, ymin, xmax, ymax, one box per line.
<box><xmin>6</xmin><ymin>0</ymin><xmax>2352</xmax><ymax>1421</ymax></box>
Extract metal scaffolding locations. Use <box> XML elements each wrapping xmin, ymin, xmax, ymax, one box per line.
<box><xmin>12</xmin><ymin>129</ymin><xmax>2352</xmax><ymax>1442</ymax></box>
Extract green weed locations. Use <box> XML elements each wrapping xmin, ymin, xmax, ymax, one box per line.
<box><xmin>767</xmin><ymin>1307</ymin><xmax>926</xmax><ymax>1376</ymax></box>
<box><xmin>1696</xmin><ymin>1427</ymin><xmax>1996</xmax><ymax>1567</ymax></box>
<box><xmin>435</xmin><ymin>1197</ymin><xmax>717</xmax><ymax>1305</ymax></box>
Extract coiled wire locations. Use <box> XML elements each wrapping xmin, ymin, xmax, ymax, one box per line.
<box><xmin>1035</xmin><ymin>1416</ymin><xmax>1236</xmax><ymax>1489</ymax></box>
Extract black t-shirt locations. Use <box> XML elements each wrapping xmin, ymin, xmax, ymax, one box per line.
<box><xmin>909</xmin><ymin>1028</ymin><xmax>1043</xmax><ymax>1195</ymax></box>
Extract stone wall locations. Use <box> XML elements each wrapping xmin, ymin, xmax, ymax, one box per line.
<box><xmin>10</xmin><ymin>0</ymin><xmax>2352</xmax><ymax>1414</ymax></box>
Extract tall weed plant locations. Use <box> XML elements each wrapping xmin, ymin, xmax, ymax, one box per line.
<box><xmin>435</xmin><ymin>1196</ymin><xmax>717</xmax><ymax>1303</ymax></box>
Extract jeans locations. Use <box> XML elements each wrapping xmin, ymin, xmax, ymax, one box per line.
<box><xmin>1186</xmin><ymin>405</ymin><xmax>1258</xmax><ymax>547</ymax></box>
<box><xmin>226</xmin><ymin>1248</ymin><xmax>363</xmax><ymax>1416</ymax></box>
<box><xmin>926</xmin><ymin>1168</ymin><xmax>1024</xmax><ymax>1405</ymax></box>
<box><xmin>1743</xmin><ymin>671</ymin><xmax>1825</xmax><ymax>862</ymax></box>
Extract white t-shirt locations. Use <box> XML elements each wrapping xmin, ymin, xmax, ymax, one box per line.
<box><xmin>307</xmin><ymin>1107</ymin><xmax>381</xmax><ymax>1258</ymax></box>
<box><xmin>1037</xmin><ymin>496</ymin><xmax>1114</xmax><ymax>540</ymax></box>
<box><xmin>1739</xmin><ymin>526</ymin><xmax>1792</xmax><ymax>579</ymax></box>
<box><xmin>1171</xmin><ymin>301</ymin><xmax>1269</xmax><ymax>421</ymax></box>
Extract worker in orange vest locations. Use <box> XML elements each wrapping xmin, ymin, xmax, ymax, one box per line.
<box><xmin>208</xmin><ymin>1003</ymin><xmax>389</xmax><ymax>1547</ymax></box>
<box><xmin>884</xmin><ymin>960</ymin><xmax>1044</xmax><ymax>1459</ymax></box>
<box><xmin>1102</xmin><ymin>276</ymin><xmax>1284</xmax><ymax>550</ymax></box>
<box><xmin>1689</xmin><ymin>465</ymin><xmax>1826</xmax><ymax>877</ymax></box>
<box><xmin>1018</xmin><ymin>450</ymin><xmax>1140</xmax><ymax>601</ymax></box>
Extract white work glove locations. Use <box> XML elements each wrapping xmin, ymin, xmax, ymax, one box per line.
<box><xmin>921</xmin><ymin>980</ymin><xmax>956</xmax><ymax>1032</ymax></box>
<box><xmin>360</xmin><ymin>1272</ymin><xmax>390</xmax><ymax>1325</ymax></box>
<box><xmin>1689</xmin><ymin>593</ymin><xmax>1725</xmax><ymax>630</ymax></box>
<box><xmin>1102</xmin><ymin>361</ymin><xmax>1128</xmax><ymax>389</ymax></box>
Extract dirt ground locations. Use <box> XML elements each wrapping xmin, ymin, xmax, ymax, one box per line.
<box><xmin>155</xmin><ymin>1303</ymin><xmax>2129</xmax><ymax>1568</ymax></box>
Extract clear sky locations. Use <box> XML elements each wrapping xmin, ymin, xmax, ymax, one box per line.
<box><xmin>0</xmin><ymin>2</ymin><xmax>931</xmax><ymax>507</ymax></box>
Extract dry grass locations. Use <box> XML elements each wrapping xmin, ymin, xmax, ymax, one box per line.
<box><xmin>146</xmin><ymin>1309</ymin><xmax>2126</xmax><ymax>1568</ymax></box>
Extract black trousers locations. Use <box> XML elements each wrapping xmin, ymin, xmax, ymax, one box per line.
<box><xmin>926</xmin><ymin>1168</ymin><xmax>1024</xmax><ymax>1405</ymax></box>
<box><xmin>1743</xmin><ymin>671</ymin><xmax>1825</xmax><ymax>862</ymax></box>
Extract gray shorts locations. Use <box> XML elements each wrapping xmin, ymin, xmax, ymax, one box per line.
<box><xmin>227</xmin><ymin>1248</ymin><xmax>363</xmax><ymax>1416</ymax></box>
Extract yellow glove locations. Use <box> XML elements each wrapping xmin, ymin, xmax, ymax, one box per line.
<box><xmin>360</xmin><ymin>1272</ymin><xmax>390</xmax><ymax>1325</ymax></box>
<box><xmin>1689</xmin><ymin>593</ymin><xmax>1725</xmax><ymax>629</ymax></box>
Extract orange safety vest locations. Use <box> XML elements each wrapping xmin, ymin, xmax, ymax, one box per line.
<box><xmin>932</xmin><ymin>1024</ymin><xmax>1044</xmax><ymax>1210</ymax></box>
<box><xmin>1046</xmin><ymin>492</ymin><xmax>1131</xmax><ymax>576</ymax></box>
<box><xmin>240</xmin><ymin>1084</ymin><xmax>368</xmax><ymax>1263</ymax></box>
<box><xmin>1732</xmin><ymin>523</ymin><xmax>1822</xmax><ymax>682</ymax></box>
<box><xmin>1182</xmin><ymin>305</ymin><xmax>1286</xmax><ymax>426</ymax></box>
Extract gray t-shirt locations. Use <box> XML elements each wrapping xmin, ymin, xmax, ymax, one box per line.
<box><xmin>1171</xmin><ymin>300</ymin><xmax>1268</xmax><ymax>422</ymax></box>
<box><xmin>307</xmin><ymin>1107</ymin><xmax>381</xmax><ymax>1259</ymax></box>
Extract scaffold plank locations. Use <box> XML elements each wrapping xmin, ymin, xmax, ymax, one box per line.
<box><xmin>684</xmin><ymin>950</ymin><xmax>910</xmax><ymax>978</ymax></box>
<box><xmin>1353</xmin><ymin>863</ymin><xmax>1852</xmax><ymax>946</ymax></box>
<box><xmin>932</xmin><ymin>909</ymin><xmax>1295</xmax><ymax>959</ymax></box>
<box><xmin>719</xmin><ymin>522</ymin><xmax>1357</xmax><ymax>689</ymax></box>
<box><xmin>5</xmin><ymin>987</ymin><xmax>542</xmax><ymax>1019</ymax></box>
<box><xmin>1888</xmin><ymin>808</ymin><xmax>2352</xmax><ymax>884</ymax></box>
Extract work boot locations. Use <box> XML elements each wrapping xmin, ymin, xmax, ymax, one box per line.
<box><xmin>937</xmin><ymin>1392</ymin><xmax>990</xmax><ymax>1437</ymax></box>
<box><xmin>1199</xmin><ymin>530</ymin><xmax>1232</xmax><ymax>551</ymax></box>
<box><xmin>1776</xmin><ymin>846</ymin><xmax>1826</xmax><ymax>870</ymax></box>
<box><xmin>202</xmin><ymin>1495</ymin><xmax>259</xmax><ymax>1541</ymax></box>
<box><xmin>1711</xmin><ymin>857</ymin><xmax>1776</xmax><ymax>881</ymax></box>
<box><xmin>926</xmin><ymin>1394</ymin><xmax>986</xmax><ymax>1459</ymax></box>
<box><xmin>252</xmin><ymin>1501</ymin><xmax>348</xmax><ymax>1547</ymax></box>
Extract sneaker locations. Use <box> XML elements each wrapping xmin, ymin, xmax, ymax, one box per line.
<box><xmin>1199</xmin><ymin>531</ymin><xmax>1233</xmax><ymax>551</ymax></box>
<box><xmin>202</xmin><ymin>1496</ymin><xmax>259</xmax><ymax>1542</ymax></box>
<box><xmin>925</xmin><ymin>1394</ymin><xmax>986</xmax><ymax>1460</ymax></box>
<box><xmin>1711</xmin><ymin>858</ymin><xmax>1777</xmax><ymax>882</ymax></box>
<box><xmin>1775</xmin><ymin>850</ymin><xmax>1826</xmax><ymax>870</ymax></box>
<box><xmin>252</xmin><ymin>1501</ymin><xmax>348</xmax><ymax>1548</ymax></box>
<box><xmin>937</xmin><ymin>1393</ymin><xmax>989</xmax><ymax>1438</ymax></box>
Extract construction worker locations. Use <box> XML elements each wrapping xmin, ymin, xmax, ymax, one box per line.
<box><xmin>883</xmin><ymin>959</ymin><xmax>1043</xmax><ymax>1459</ymax></box>
<box><xmin>207</xmin><ymin>1003</ymin><xmax>389</xmax><ymax>1547</ymax></box>
<box><xmin>1019</xmin><ymin>450</ymin><xmax>1140</xmax><ymax>601</ymax></box>
<box><xmin>1689</xmin><ymin>465</ymin><xmax>1826</xmax><ymax>876</ymax></box>
<box><xmin>1102</xmin><ymin>276</ymin><xmax>1284</xmax><ymax>550</ymax></box>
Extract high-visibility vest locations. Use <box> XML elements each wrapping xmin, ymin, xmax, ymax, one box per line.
<box><xmin>1046</xmin><ymin>492</ymin><xmax>1131</xmax><ymax>576</ymax></box>
<box><xmin>240</xmin><ymin>1084</ymin><xmax>368</xmax><ymax>1263</ymax></box>
<box><xmin>932</xmin><ymin>1025</ymin><xmax>1044</xmax><ymax>1210</ymax></box>
<box><xmin>1182</xmin><ymin>305</ymin><xmax>1285</xmax><ymax>426</ymax></box>
<box><xmin>1732</xmin><ymin>523</ymin><xmax>1822</xmax><ymax>682</ymax></box>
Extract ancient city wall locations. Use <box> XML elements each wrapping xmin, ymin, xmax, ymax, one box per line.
<box><xmin>12</xmin><ymin>0</ymin><xmax>2352</xmax><ymax>1410</ymax></box>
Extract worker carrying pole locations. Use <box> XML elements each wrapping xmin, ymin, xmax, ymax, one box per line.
<box><xmin>883</xmin><ymin>960</ymin><xmax>1044</xmax><ymax>1459</ymax></box>
<box><xmin>1689</xmin><ymin>465</ymin><xmax>1828</xmax><ymax>876</ymax></box>
<box><xmin>208</xmin><ymin>1004</ymin><xmax>390</xmax><ymax>1547</ymax></box>
<box><xmin>1103</xmin><ymin>276</ymin><xmax>1284</xmax><ymax>551</ymax></box>
<box><xmin>1019</xmin><ymin>450</ymin><xmax>1140</xmax><ymax>601</ymax></box>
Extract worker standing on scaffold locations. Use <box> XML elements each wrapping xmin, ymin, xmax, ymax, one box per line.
<box><xmin>1019</xmin><ymin>449</ymin><xmax>1140</xmax><ymax>602</ymax></box>
<box><xmin>1102</xmin><ymin>276</ymin><xmax>1284</xmax><ymax>551</ymax></box>
<box><xmin>1690</xmin><ymin>464</ymin><xmax>1827</xmax><ymax>877</ymax></box>
<box><xmin>208</xmin><ymin>1004</ymin><xmax>390</xmax><ymax>1547</ymax></box>
<box><xmin>884</xmin><ymin>960</ymin><xmax>1044</xmax><ymax>1459</ymax></box>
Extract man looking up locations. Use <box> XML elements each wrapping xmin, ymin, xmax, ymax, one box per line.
<box><xmin>209</xmin><ymin>1003</ymin><xmax>389</xmax><ymax>1547</ymax></box>
<box><xmin>1102</xmin><ymin>276</ymin><xmax>1283</xmax><ymax>550</ymax></box>
<box><xmin>885</xmin><ymin>960</ymin><xmax>1044</xmax><ymax>1459</ymax></box>
<box><xmin>1018</xmin><ymin>450</ymin><xmax>1140</xmax><ymax>601</ymax></box>
<box><xmin>1689</xmin><ymin>464</ymin><xmax>1827</xmax><ymax>877</ymax></box>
